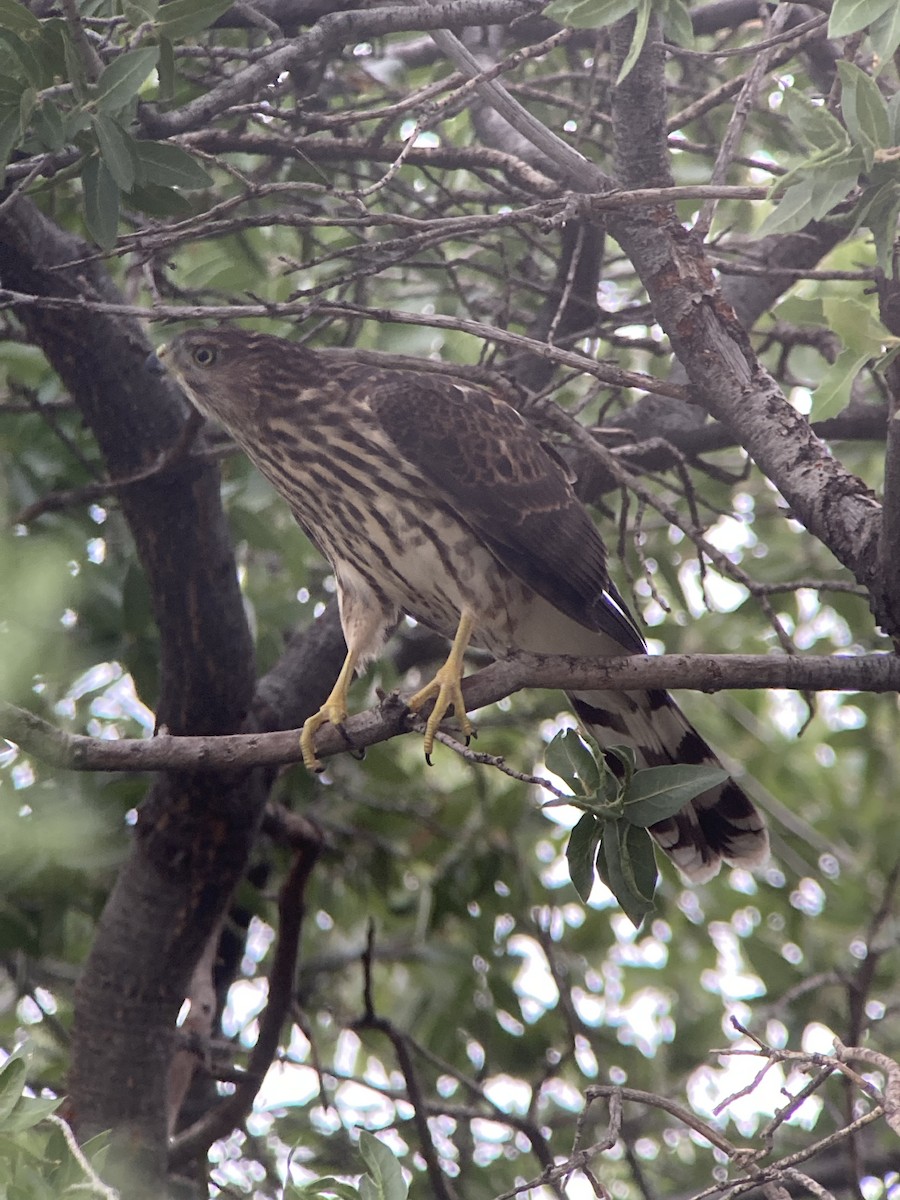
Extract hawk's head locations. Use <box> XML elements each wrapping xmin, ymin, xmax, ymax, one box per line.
<box><xmin>151</xmin><ymin>329</ymin><xmax>315</xmax><ymax>427</ymax></box>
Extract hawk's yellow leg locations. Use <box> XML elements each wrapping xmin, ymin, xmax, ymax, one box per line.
<box><xmin>408</xmin><ymin>610</ymin><xmax>476</xmax><ymax>761</ymax></box>
<box><xmin>300</xmin><ymin>646</ymin><xmax>360</xmax><ymax>772</ymax></box>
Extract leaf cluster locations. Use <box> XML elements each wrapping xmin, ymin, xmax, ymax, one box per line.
<box><xmin>546</xmin><ymin>729</ymin><xmax>726</xmax><ymax>925</ymax></box>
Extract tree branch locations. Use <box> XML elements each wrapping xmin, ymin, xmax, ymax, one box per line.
<box><xmin>168</xmin><ymin>837</ymin><xmax>322</xmax><ymax>1166</ymax></box>
<box><xmin>3</xmin><ymin>653</ymin><xmax>897</xmax><ymax>774</ymax></box>
<box><xmin>139</xmin><ymin>2</ymin><xmax>548</xmax><ymax>139</ymax></box>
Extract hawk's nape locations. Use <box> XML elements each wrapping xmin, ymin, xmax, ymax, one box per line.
<box><xmin>155</xmin><ymin>328</ymin><xmax>769</xmax><ymax>883</ymax></box>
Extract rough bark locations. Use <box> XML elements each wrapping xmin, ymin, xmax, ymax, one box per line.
<box><xmin>602</xmin><ymin>16</ymin><xmax>884</xmax><ymax>612</ymax></box>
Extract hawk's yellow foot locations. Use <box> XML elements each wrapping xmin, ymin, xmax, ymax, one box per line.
<box><xmin>300</xmin><ymin>647</ymin><xmax>360</xmax><ymax>772</ymax></box>
<box><xmin>408</xmin><ymin>610</ymin><xmax>475</xmax><ymax>761</ymax></box>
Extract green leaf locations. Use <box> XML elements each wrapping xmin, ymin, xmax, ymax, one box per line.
<box><xmin>622</xmin><ymin>763</ymin><xmax>728</xmax><ymax>827</ymax></box>
<box><xmin>603</xmin><ymin>742</ymin><xmax>636</xmax><ymax>782</ymax></box>
<box><xmin>544</xmin><ymin>728</ymin><xmax>601</xmax><ymax>797</ymax></box>
<box><xmin>35</xmin><ymin>18</ymin><xmax>68</xmax><ymax>81</ymax></box>
<box><xmin>32</xmin><ymin>98</ymin><xmax>65</xmax><ymax>150</ymax></box>
<box><xmin>888</xmin><ymin>91</ymin><xmax>900</xmax><ymax>144</ymax></box>
<box><xmin>780</xmin><ymin>88</ymin><xmax>849</xmax><ymax>153</ymax></box>
<box><xmin>128</xmin><ymin>180</ymin><xmax>193</xmax><ymax>216</ymax></box>
<box><xmin>869</xmin><ymin>2</ymin><xmax>900</xmax><ymax>69</ymax></box>
<box><xmin>598</xmin><ymin>819</ymin><xmax>657</xmax><ymax>927</ymax></box>
<box><xmin>544</xmin><ymin>0</ymin><xmax>639</xmax><ymax>27</ymax></box>
<box><xmin>773</xmin><ymin>296</ymin><xmax>825</xmax><ymax>327</ymax></box>
<box><xmin>286</xmin><ymin>1181</ymin><xmax>362</xmax><ymax>1200</ymax></box>
<box><xmin>823</xmin><ymin>294</ymin><xmax>889</xmax><ymax>355</ymax></box>
<box><xmin>566</xmin><ymin>812</ymin><xmax>602</xmax><ymax>901</ymax></box>
<box><xmin>828</xmin><ymin>0</ymin><xmax>895</xmax><ymax>38</ymax></box>
<box><xmin>759</xmin><ymin>149</ymin><xmax>863</xmax><ymax>236</ymax></box>
<box><xmin>94</xmin><ymin>45</ymin><xmax>159</xmax><ymax>116</ymax></box>
<box><xmin>616</xmin><ymin>0</ymin><xmax>651</xmax><ymax>83</ymax></box>
<box><xmin>82</xmin><ymin>154</ymin><xmax>120</xmax><ymax>248</ymax></box>
<box><xmin>62</xmin><ymin>25</ymin><xmax>87</xmax><ymax>100</ymax></box>
<box><xmin>809</xmin><ymin>346</ymin><xmax>871</xmax><ymax>419</ymax></box>
<box><xmin>804</xmin><ymin>146</ymin><xmax>864</xmax><ymax>214</ymax></box>
<box><xmin>133</xmin><ymin>138</ymin><xmax>212</xmax><ymax>188</ymax></box>
<box><xmin>16</xmin><ymin>79</ymin><xmax>32</xmax><ymax>131</ymax></box>
<box><xmin>64</xmin><ymin>106</ymin><xmax>91</xmax><ymax>139</ymax></box>
<box><xmin>663</xmin><ymin>0</ymin><xmax>694</xmax><ymax>47</ymax></box>
<box><xmin>854</xmin><ymin>181</ymin><xmax>900</xmax><ymax>271</ymax></box>
<box><xmin>838</xmin><ymin>62</ymin><xmax>891</xmax><ymax>153</ymax></box>
<box><xmin>0</xmin><ymin>0</ymin><xmax>41</xmax><ymax>37</ymax></box>
<box><xmin>0</xmin><ymin>28</ymin><xmax>43</xmax><ymax>85</ymax></box>
<box><xmin>0</xmin><ymin>71</ymin><xmax>21</xmax><ymax>102</ymax></box>
<box><xmin>0</xmin><ymin>1056</ymin><xmax>27</xmax><ymax>1122</ymax></box>
<box><xmin>358</xmin><ymin>1131</ymin><xmax>408</xmax><ymax>1200</ymax></box>
<box><xmin>92</xmin><ymin>113</ymin><xmax>137</xmax><ymax>190</ymax></box>
<box><xmin>156</xmin><ymin>0</ymin><xmax>236</xmax><ymax>40</ymax></box>
<box><xmin>157</xmin><ymin>34</ymin><xmax>175</xmax><ymax>102</ymax></box>
<box><xmin>1</xmin><ymin>1094</ymin><xmax>60</xmax><ymax>1134</ymax></box>
<box><xmin>0</xmin><ymin>103</ymin><xmax>20</xmax><ymax>179</ymax></box>
<box><xmin>124</xmin><ymin>0</ymin><xmax>160</xmax><ymax>24</ymax></box>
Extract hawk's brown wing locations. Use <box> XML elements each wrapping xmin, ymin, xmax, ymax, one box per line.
<box><xmin>365</xmin><ymin>370</ymin><xmax>645</xmax><ymax>654</ymax></box>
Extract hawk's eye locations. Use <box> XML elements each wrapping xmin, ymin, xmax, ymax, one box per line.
<box><xmin>192</xmin><ymin>346</ymin><xmax>217</xmax><ymax>367</ymax></box>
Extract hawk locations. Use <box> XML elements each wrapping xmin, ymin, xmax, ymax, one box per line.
<box><xmin>155</xmin><ymin>329</ymin><xmax>768</xmax><ymax>883</ymax></box>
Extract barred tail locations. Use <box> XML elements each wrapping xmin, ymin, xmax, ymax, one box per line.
<box><xmin>569</xmin><ymin>688</ymin><xmax>769</xmax><ymax>883</ymax></box>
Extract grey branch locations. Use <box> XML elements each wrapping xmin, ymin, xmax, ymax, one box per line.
<box><xmin>3</xmin><ymin>652</ymin><xmax>897</xmax><ymax>773</ymax></box>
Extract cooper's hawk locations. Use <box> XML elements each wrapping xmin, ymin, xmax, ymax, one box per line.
<box><xmin>155</xmin><ymin>329</ymin><xmax>768</xmax><ymax>882</ymax></box>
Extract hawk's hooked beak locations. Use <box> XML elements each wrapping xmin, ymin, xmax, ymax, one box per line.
<box><xmin>146</xmin><ymin>344</ymin><xmax>168</xmax><ymax>374</ymax></box>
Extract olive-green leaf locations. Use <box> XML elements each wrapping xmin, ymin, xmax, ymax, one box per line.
<box><xmin>0</xmin><ymin>28</ymin><xmax>42</xmax><ymax>85</ymax></box>
<box><xmin>622</xmin><ymin>763</ymin><xmax>729</xmax><ymax>827</ymax></box>
<box><xmin>809</xmin><ymin>346</ymin><xmax>872</xmax><ymax>420</ymax></box>
<box><xmin>82</xmin><ymin>155</ymin><xmax>119</xmax><ymax>248</ymax></box>
<box><xmin>16</xmin><ymin>80</ymin><xmax>32</xmax><ymax>131</ymax></box>
<box><xmin>0</xmin><ymin>103</ymin><xmax>20</xmax><ymax>180</ymax></box>
<box><xmin>32</xmin><ymin>98</ymin><xmax>64</xmax><ymax>150</ymax></box>
<box><xmin>62</xmin><ymin>25</ymin><xmax>87</xmax><ymax>100</ymax></box>
<box><xmin>603</xmin><ymin>742</ymin><xmax>636</xmax><ymax>783</ymax></box>
<box><xmin>544</xmin><ymin>0</ymin><xmax>638</xmax><ymax>28</ymax></box>
<box><xmin>759</xmin><ymin>173</ymin><xmax>828</xmax><ymax>237</ymax></box>
<box><xmin>0</xmin><ymin>72</ymin><xmax>21</xmax><ymax>103</ymax></box>
<box><xmin>133</xmin><ymin>139</ymin><xmax>212</xmax><ymax>188</ymax></box>
<box><xmin>157</xmin><ymin>35</ymin><xmax>175</xmax><ymax>102</ymax></box>
<box><xmin>124</xmin><ymin>0</ymin><xmax>159</xmax><ymax>25</ymax></box>
<box><xmin>358</xmin><ymin>1131</ymin><xmax>408</xmax><ymax>1200</ymax></box>
<box><xmin>1</xmin><ymin>1094</ymin><xmax>61</xmax><ymax>1134</ymax></box>
<box><xmin>664</xmin><ymin>0</ymin><xmax>695</xmax><ymax>48</ymax></box>
<box><xmin>828</xmin><ymin>0</ymin><xmax>895</xmax><ymax>38</ymax></box>
<box><xmin>870</xmin><ymin>5</ymin><xmax>900</xmax><ymax>75</ymax></box>
<box><xmin>156</xmin><ymin>0</ymin><xmax>236</xmax><ymax>41</ymax></box>
<box><xmin>566</xmin><ymin>812</ymin><xmax>602</xmax><ymax>901</ymax></box>
<box><xmin>286</xmin><ymin>1180</ymin><xmax>361</xmax><ymax>1200</ymax></box>
<box><xmin>0</xmin><ymin>1055</ymin><xmax>26</xmax><ymax>1122</ymax></box>
<box><xmin>855</xmin><ymin>181</ymin><xmax>900</xmax><ymax>272</ymax></box>
<box><xmin>616</xmin><ymin>0</ymin><xmax>651</xmax><ymax>83</ymax></box>
<box><xmin>544</xmin><ymin>728</ymin><xmax>601</xmax><ymax>797</ymax></box>
<box><xmin>780</xmin><ymin>87</ymin><xmax>848</xmax><ymax>153</ymax></box>
<box><xmin>94</xmin><ymin>45</ymin><xmax>159</xmax><ymax>115</ymax></box>
<box><xmin>839</xmin><ymin>62</ymin><xmax>891</xmax><ymax>155</ymax></box>
<box><xmin>128</xmin><ymin>180</ymin><xmax>193</xmax><ymax>217</ymax></box>
<box><xmin>598</xmin><ymin>820</ymin><xmax>657</xmax><ymax>928</ymax></box>
<box><xmin>0</xmin><ymin>0</ymin><xmax>41</xmax><ymax>37</ymax></box>
<box><xmin>92</xmin><ymin>113</ymin><xmax>137</xmax><ymax>191</ymax></box>
<box><xmin>806</xmin><ymin>146</ymin><xmax>864</xmax><ymax>215</ymax></box>
<box><xmin>823</xmin><ymin>293</ymin><xmax>890</xmax><ymax>356</ymax></box>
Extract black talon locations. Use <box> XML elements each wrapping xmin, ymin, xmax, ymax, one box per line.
<box><xmin>335</xmin><ymin>721</ymin><xmax>357</xmax><ymax>754</ymax></box>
